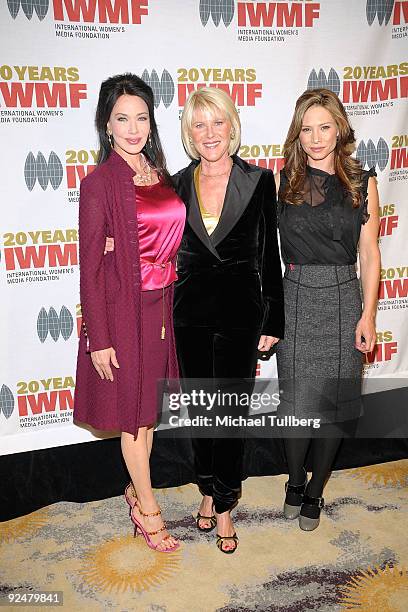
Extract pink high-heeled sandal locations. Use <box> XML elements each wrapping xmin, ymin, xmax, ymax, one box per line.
<box><xmin>124</xmin><ymin>483</ymin><xmax>138</xmax><ymax>515</ymax></box>
<box><xmin>130</xmin><ymin>502</ymin><xmax>180</xmax><ymax>553</ymax></box>
<box><xmin>124</xmin><ymin>483</ymin><xmax>143</xmax><ymax>535</ymax></box>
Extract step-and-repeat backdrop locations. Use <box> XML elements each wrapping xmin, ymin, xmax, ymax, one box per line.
<box><xmin>0</xmin><ymin>1</ymin><xmax>407</xmax><ymax>454</ymax></box>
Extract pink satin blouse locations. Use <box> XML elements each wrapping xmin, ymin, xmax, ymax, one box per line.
<box><xmin>136</xmin><ymin>181</ymin><xmax>185</xmax><ymax>291</ymax></box>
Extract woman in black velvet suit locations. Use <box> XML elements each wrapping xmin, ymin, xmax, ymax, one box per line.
<box><xmin>173</xmin><ymin>88</ymin><xmax>284</xmax><ymax>553</ymax></box>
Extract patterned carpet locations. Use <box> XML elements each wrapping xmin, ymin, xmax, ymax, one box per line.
<box><xmin>1</xmin><ymin>460</ymin><xmax>408</xmax><ymax>611</ymax></box>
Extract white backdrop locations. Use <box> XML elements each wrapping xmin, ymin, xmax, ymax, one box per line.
<box><xmin>0</xmin><ymin>0</ymin><xmax>407</xmax><ymax>455</ymax></box>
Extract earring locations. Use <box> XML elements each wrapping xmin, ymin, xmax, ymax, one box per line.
<box><xmin>107</xmin><ymin>131</ymin><xmax>114</xmax><ymax>148</ymax></box>
<box><xmin>148</xmin><ymin>133</ymin><xmax>152</xmax><ymax>148</ymax></box>
<box><xmin>336</xmin><ymin>134</ymin><xmax>339</xmax><ymax>141</ymax></box>
<box><xmin>188</xmin><ymin>136</ymin><xmax>193</xmax><ymax>144</ymax></box>
<box><xmin>230</xmin><ymin>129</ymin><xmax>235</xmax><ymax>140</ymax></box>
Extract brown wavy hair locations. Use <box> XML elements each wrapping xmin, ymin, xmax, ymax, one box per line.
<box><xmin>282</xmin><ymin>88</ymin><xmax>363</xmax><ymax>207</ymax></box>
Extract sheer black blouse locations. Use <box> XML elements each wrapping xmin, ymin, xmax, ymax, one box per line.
<box><xmin>278</xmin><ymin>165</ymin><xmax>376</xmax><ymax>265</ymax></box>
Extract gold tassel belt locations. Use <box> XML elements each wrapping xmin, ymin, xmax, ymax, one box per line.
<box><xmin>140</xmin><ymin>259</ymin><xmax>171</xmax><ymax>340</ymax></box>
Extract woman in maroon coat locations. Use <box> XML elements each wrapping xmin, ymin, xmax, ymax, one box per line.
<box><xmin>74</xmin><ymin>74</ymin><xmax>185</xmax><ymax>552</ymax></box>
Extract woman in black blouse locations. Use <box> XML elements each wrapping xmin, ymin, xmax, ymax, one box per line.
<box><xmin>276</xmin><ymin>88</ymin><xmax>380</xmax><ymax>530</ymax></box>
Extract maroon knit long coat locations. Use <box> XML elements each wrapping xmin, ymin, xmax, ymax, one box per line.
<box><xmin>74</xmin><ymin>150</ymin><xmax>179</xmax><ymax>436</ymax></box>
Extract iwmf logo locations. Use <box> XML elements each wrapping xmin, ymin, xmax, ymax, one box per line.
<box><xmin>24</xmin><ymin>150</ymin><xmax>97</xmax><ymax>193</ymax></box>
<box><xmin>0</xmin><ymin>384</ymin><xmax>15</xmax><ymax>418</ymax></box>
<box><xmin>37</xmin><ymin>306</ymin><xmax>74</xmax><ymax>342</ymax></box>
<box><xmin>307</xmin><ymin>65</ymin><xmax>408</xmax><ymax>104</ymax></box>
<box><xmin>0</xmin><ymin>65</ymin><xmax>87</xmax><ymax>109</ymax></box>
<box><xmin>141</xmin><ymin>69</ymin><xmax>174</xmax><ymax>108</ymax></box>
<box><xmin>366</xmin><ymin>0</ymin><xmax>394</xmax><ymax>25</ymax></box>
<box><xmin>200</xmin><ymin>1</ymin><xmax>321</xmax><ymax>28</ymax></box>
<box><xmin>379</xmin><ymin>267</ymin><xmax>408</xmax><ymax>300</ymax></box>
<box><xmin>307</xmin><ymin>69</ymin><xmax>341</xmax><ymax>96</ymax></box>
<box><xmin>365</xmin><ymin>329</ymin><xmax>398</xmax><ymax>364</ymax></box>
<box><xmin>3</xmin><ymin>229</ymin><xmax>78</xmax><ymax>272</ymax></box>
<box><xmin>6</xmin><ymin>0</ymin><xmax>149</xmax><ymax>23</ymax></box>
<box><xmin>356</xmin><ymin>138</ymin><xmax>389</xmax><ymax>171</ymax></box>
<box><xmin>366</xmin><ymin>0</ymin><xmax>408</xmax><ymax>25</ymax></box>
<box><xmin>7</xmin><ymin>0</ymin><xmax>49</xmax><ymax>20</ymax></box>
<box><xmin>199</xmin><ymin>0</ymin><xmax>234</xmax><ymax>26</ymax></box>
<box><xmin>25</xmin><ymin>151</ymin><xmax>63</xmax><ymax>191</ymax></box>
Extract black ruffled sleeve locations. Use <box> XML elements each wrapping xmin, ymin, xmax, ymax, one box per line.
<box><xmin>361</xmin><ymin>167</ymin><xmax>377</xmax><ymax>225</ymax></box>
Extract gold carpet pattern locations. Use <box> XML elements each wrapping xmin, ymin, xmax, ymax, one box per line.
<box><xmin>1</xmin><ymin>460</ymin><xmax>408</xmax><ymax>611</ymax></box>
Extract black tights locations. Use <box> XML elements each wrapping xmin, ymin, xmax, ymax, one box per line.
<box><xmin>284</xmin><ymin>436</ymin><xmax>342</xmax><ymax>498</ymax></box>
<box><xmin>283</xmin><ymin>420</ymin><xmax>357</xmax><ymax>497</ymax></box>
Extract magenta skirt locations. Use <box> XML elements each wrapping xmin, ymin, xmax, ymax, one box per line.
<box><xmin>138</xmin><ymin>285</ymin><xmax>172</xmax><ymax>427</ymax></box>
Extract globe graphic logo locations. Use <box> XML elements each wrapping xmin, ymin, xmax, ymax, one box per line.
<box><xmin>37</xmin><ymin>306</ymin><xmax>74</xmax><ymax>342</ymax></box>
<box><xmin>7</xmin><ymin>0</ymin><xmax>49</xmax><ymax>20</ymax></box>
<box><xmin>141</xmin><ymin>70</ymin><xmax>175</xmax><ymax>109</ymax></box>
<box><xmin>356</xmin><ymin>138</ymin><xmax>390</xmax><ymax>171</ymax></box>
<box><xmin>199</xmin><ymin>0</ymin><xmax>234</xmax><ymax>26</ymax></box>
<box><xmin>0</xmin><ymin>385</ymin><xmax>15</xmax><ymax>419</ymax></box>
<box><xmin>307</xmin><ymin>69</ymin><xmax>341</xmax><ymax>96</ymax></box>
<box><xmin>24</xmin><ymin>152</ymin><xmax>64</xmax><ymax>191</ymax></box>
<box><xmin>366</xmin><ymin>0</ymin><xmax>394</xmax><ymax>25</ymax></box>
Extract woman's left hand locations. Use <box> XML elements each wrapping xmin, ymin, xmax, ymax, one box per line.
<box><xmin>355</xmin><ymin>317</ymin><xmax>376</xmax><ymax>353</ymax></box>
<box><xmin>258</xmin><ymin>335</ymin><xmax>280</xmax><ymax>351</ymax></box>
<box><xmin>104</xmin><ymin>236</ymin><xmax>114</xmax><ymax>255</ymax></box>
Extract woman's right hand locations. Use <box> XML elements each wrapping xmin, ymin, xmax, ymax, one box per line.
<box><xmin>104</xmin><ymin>237</ymin><xmax>115</xmax><ymax>255</ymax></box>
<box><xmin>91</xmin><ymin>347</ymin><xmax>120</xmax><ymax>381</ymax></box>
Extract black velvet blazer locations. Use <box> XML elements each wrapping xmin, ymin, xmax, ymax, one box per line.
<box><xmin>172</xmin><ymin>155</ymin><xmax>284</xmax><ymax>338</ymax></box>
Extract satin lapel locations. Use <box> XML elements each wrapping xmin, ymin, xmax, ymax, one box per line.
<box><xmin>177</xmin><ymin>164</ymin><xmax>222</xmax><ymax>260</ymax></box>
<box><xmin>211</xmin><ymin>159</ymin><xmax>262</xmax><ymax>247</ymax></box>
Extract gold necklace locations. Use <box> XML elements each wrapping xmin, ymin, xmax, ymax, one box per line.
<box><xmin>133</xmin><ymin>153</ymin><xmax>152</xmax><ymax>186</ymax></box>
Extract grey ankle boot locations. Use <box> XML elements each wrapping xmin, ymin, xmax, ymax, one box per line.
<box><xmin>283</xmin><ymin>478</ymin><xmax>308</xmax><ymax>520</ymax></box>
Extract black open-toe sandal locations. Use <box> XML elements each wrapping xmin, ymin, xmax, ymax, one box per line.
<box><xmin>216</xmin><ymin>533</ymin><xmax>239</xmax><ymax>554</ymax></box>
<box><xmin>195</xmin><ymin>511</ymin><xmax>217</xmax><ymax>532</ymax></box>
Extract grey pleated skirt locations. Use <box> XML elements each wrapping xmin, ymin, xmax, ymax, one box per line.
<box><xmin>276</xmin><ymin>264</ymin><xmax>364</xmax><ymax>423</ymax></box>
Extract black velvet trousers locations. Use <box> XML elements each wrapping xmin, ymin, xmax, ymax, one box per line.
<box><xmin>175</xmin><ymin>326</ymin><xmax>259</xmax><ymax>514</ymax></box>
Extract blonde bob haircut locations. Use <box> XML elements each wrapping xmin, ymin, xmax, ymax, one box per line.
<box><xmin>181</xmin><ymin>87</ymin><xmax>241</xmax><ymax>160</ymax></box>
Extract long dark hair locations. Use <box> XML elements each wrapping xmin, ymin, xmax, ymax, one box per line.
<box><xmin>95</xmin><ymin>73</ymin><xmax>171</xmax><ymax>184</ymax></box>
